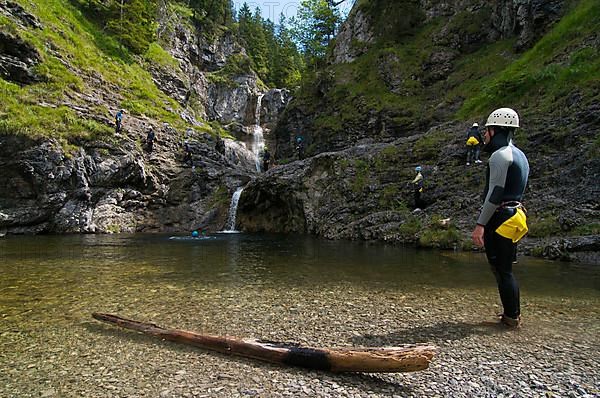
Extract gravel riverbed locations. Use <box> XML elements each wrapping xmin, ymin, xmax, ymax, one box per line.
<box><xmin>1</xmin><ymin>282</ymin><xmax>599</xmax><ymax>398</ymax></box>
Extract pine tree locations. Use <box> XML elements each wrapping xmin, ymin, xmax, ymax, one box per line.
<box><xmin>106</xmin><ymin>0</ymin><xmax>157</xmax><ymax>54</ymax></box>
<box><xmin>291</xmin><ymin>0</ymin><xmax>340</xmax><ymax>68</ymax></box>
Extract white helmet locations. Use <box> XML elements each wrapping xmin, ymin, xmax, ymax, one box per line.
<box><xmin>485</xmin><ymin>108</ymin><xmax>519</xmax><ymax>128</ymax></box>
<box><xmin>472</xmin><ymin>123</ymin><xmax>478</xmax><ymax>127</ymax></box>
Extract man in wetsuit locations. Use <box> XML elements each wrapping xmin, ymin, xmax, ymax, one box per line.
<box><xmin>471</xmin><ymin>108</ymin><xmax>529</xmax><ymax>328</ymax></box>
<box><xmin>115</xmin><ymin>109</ymin><xmax>124</xmax><ymax>133</ymax></box>
<box><xmin>411</xmin><ymin>166</ymin><xmax>424</xmax><ymax>210</ymax></box>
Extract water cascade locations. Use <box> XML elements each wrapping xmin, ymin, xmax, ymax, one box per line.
<box><xmin>223</xmin><ymin>186</ymin><xmax>244</xmax><ymax>232</ymax></box>
<box><xmin>251</xmin><ymin>94</ymin><xmax>265</xmax><ymax>172</ymax></box>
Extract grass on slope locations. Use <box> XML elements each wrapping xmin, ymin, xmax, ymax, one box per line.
<box><xmin>0</xmin><ymin>0</ymin><xmax>193</xmax><ymax>141</ymax></box>
<box><xmin>458</xmin><ymin>0</ymin><xmax>600</xmax><ymax>118</ymax></box>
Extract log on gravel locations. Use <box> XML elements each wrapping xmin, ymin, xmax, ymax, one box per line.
<box><xmin>92</xmin><ymin>313</ymin><xmax>436</xmax><ymax>373</ymax></box>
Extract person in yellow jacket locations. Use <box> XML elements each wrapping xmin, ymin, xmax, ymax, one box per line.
<box><xmin>466</xmin><ymin>123</ymin><xmax>483</xmax><ymax>165</ymax></box>
<box><xmin>471</xmin><ymin>108</ymin><xmax>529</xmax><ymax>328</ymax></box>
<box><xmin>411</xmin><ymin>166</ymin><xmax>424</xmax><ymax>210</ymax></box>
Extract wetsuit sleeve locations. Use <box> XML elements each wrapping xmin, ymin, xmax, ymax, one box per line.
<box><xmin>477</xmin><ymin>149</ymin><xmax>512</xmax><ymax>225</ymax></box>
<box><xmin>411</xmin><ymin>173</ymin><xmax>423</xmax><ymax>184</ymax></box>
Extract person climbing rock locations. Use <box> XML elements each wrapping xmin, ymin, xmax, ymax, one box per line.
<box><xmin>411</xmin><ymin>166</ymin><xmax>424</xmax><ymax>210</ymax></box>
<box><xmin>146</xmin><ymin>126</ymin><xmax>155</xmax><ymax>153</ymax></box>
<box><xmin>215</xmin><ymin>134</ymin><xmax>225</xmax><ymax>155</ymax></box>
<box><xmin>295</xmin><ymin>135</ymin><xmax>305</xmax><ymax>160</ymax></box>
<box><xmin>466</xmin><ymin>122</ymin><xmax>483</xmax><ymax>165</ymax></box>
<box><xmin>183</xmin><ymin>140</ymin><xmax>192</xmax><ymax>166</ymax></box>
<box><xmin>261</xmin><ymin>146</ymin><xmax>271</xmax><ymax>172</ymax></box>
<box><xmin>471</xmin><ymin>108</ymin><xmax>529</xmax><ymax>329</ymax></box>
<box><xmin>115</xmin><ymin>109</ymin><xmax>124</xmax><ymax>134</ymax></box>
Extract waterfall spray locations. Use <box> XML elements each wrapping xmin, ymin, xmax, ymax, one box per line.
<box><xmin>223</xmin><ymin>187</ymin><xmax>244</xmax><ymax>232</ymax></box>
<box><xmin>252</xmin><ymin>94</ymin><xmax>265</xmax><ymax>172</ymax></box>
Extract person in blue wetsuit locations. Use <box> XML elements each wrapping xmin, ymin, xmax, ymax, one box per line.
<box><xmin>471</xmin><ymin>108</ymin><xmax>529</xmax><ymax>328</ymax></box>
<box><xmin>115</xmin><ymin>109</ymin><xmax>124</xmax><ymax>133</ymax></box>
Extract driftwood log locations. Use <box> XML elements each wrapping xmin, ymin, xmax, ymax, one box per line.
<box><xmin>92</xmin><ymin>313</ymin><xmax>436</xmax><ymax>373</ymax></box>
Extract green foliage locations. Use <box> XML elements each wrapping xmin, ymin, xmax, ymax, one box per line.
<box><xmin>144</xmin><ymin>42</ymin><xmax>179</xmax><ymax>69</ymax></box>
<box><xmin>106</xmin><ymin>223</ymin><xmax>122</xmax><ymax>233</ymax></box>
<box><xmin>75</xmin><ymin>0</ymin><xmax>157</xmax><ymax>54</ymax></box>
<box><xmin>0</xmin><ymin>0</ymin><xmax>188</xmax><ymax>138</ymax></box>
<box><xmin>528</xmin><ymin>214</ymin><xmax>561</xmax><ymax>238</ymax></box>
<box><xmin>418</xmin><ymin>215</ymin><xmax>463</xmax><ymax>249</ymax></box>
<box><xmin>459</xmin><ymin>0</ymin><xmax>600</xmax><ymax>117</ymax></box>
<box><xmin>296</xmin><ymin>24</ymin><xmax>435</xmax><ymax>136</ymax></box>
<box><xmin>351</xmin><ymin>159</ymin><xmax>369</xmax><ymax>193</ymax></box>
<box><xmin>207</xmin><ymin>53</ymin><xmax>253</xmax><ymax>87</ymax></box>
<box><xmin>374</xmin><ymin>145</ymin><xmax>399</xmax><ymax>172</ymax></box>
<box><xmin>378</xmin><ymin>185</ymin><xmax>406</xmax><ymax>210</ymax></box>
<box><xmin>397</xmin><ymin>215</ymin><xmax>421</xmax><ymax>238</ymax></box>
<box><xmin>356</xmin><ymin>0</ymin><xmax>425</xmax><ymax>43</ymax></box>
<box><xmin>208</xmin><ymin>185</ymin><xmax>231</xmax><ymax>208</ymax></box>
<box><xmin>291</xmin><ymin>0</ymin><xmax>341</xmax><ymax>68</ymax></box>
<box><xmin>236</xmin><ymin>5</ymin><xmax>303</xmax><ymax>88</ymax></box>
<box><xmin>189</xmin><ymin>0</ymin><xmax>234</xmax><ymax>27</ymax></box>
<box><xmin>0</xmin><ymin>78</ymin><xmax>112</xmax><ymax>139</ymax></box>
<box><xmin>572</xmin><ymin>222</ymin><xmax>600</xmax><ymax>236</ymax></box>
<box><xmin>413</xmin><ymin>130</ymin><xmax>448</xmax><ymax>160</ymax></box>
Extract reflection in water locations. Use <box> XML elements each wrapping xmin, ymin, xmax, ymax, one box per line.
<box><xmin>1</xmin><ymin>233</ymin><xmax>598</xmax><ymax>305</ymax></box>
<box><xmin>0</xmin><ymin>233</ymin><xmax>598</xmax><ymax>334</ymax></box>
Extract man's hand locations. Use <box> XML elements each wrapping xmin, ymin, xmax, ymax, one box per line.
<box><xmin>472</xmin><ymin>224</ymin><xmax>485</xmax><ymax>248</ymax></box>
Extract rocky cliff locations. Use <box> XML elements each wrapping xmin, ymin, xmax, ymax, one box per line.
<box><xmin>240</xmin><ymin>0</ymin><xmax>600</xmax><ymax>263</ymax></box>
<box><xmin>0</xmin><ymin>0</ymin><xmax>286</xmax><ymax>235</ymax></box>
<box><xmin>0</xmin><ymin>0</ymin><xmax>598</xmax><ymax>263</ymax></box>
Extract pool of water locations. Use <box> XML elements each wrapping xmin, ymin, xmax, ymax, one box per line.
<box><xmin>1</xmin><ymin>233</ymin><xmax>599</xmax><ymax>397</ymax></box>
<box><xmin>1</xmin><ymin>233</ymin><xmax>598</xmax><ymax>324</ymax></box>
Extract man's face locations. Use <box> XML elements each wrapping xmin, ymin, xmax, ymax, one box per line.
<box><xmin>484</xmin><ymin>126</ymin><xmax>494</xmax><ymax>145</ymax></box>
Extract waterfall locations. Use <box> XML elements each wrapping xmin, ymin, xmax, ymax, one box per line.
<box><xmin>223</xmin><ymin>187</ymin><xmax>244</xmax><ymax>232</ymax></box>
<box><xmin>251</xmin><ymin>94</ymin><xmax>265</xmax><ymax>172</ymax></box>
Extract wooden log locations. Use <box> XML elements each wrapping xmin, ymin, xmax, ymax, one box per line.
<box><xmin>92</xmin><ymin>313</ymin><xmax>436</xmax><ymax>373</ymax></box>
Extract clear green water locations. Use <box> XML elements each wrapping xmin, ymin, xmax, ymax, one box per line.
<box><xmin>1</xmin><ymin>233</ymin><xmax>598</xmax><ymax>322</ymax></box>
<box><xmin>1</xmin><ymin>234</ymin><xmax>599</xmax><ymax>397</ymax></box>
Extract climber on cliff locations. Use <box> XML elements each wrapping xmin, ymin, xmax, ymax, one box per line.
<box><xmin>215</xmin><ymin>134</ymin><xmax>225</xmax><ymax>155</ymax></box>
<box><xmin>262</xmin><ymin>146</ymin><xmax>271</xmax><ymax>172</ymax></box>
<box><xmin>411</xmin><ymin>166</ymin><xmax>424</xmax><ymax>210</ymax></box>
<box><xmin>146</xmin><ymin>126</ymin><xmax>155</xmax><ymax>153</ymax></box>
<box><xmin>115</xmin><ymin>109</ymin><xmax>124</xmax><ymax>134</ymax></box>
<box><xmin>295</xmin><ymin>135</ymin><xmax>305</xmax><ymax>160</ymax></box>
<box><xmin>471</xmin><ymin>107</ymin><xmax>529</xmax><ymax>329</ymax></box>
<box><xmin>466</xmin><ymin>122</ymin><xmax>483</xmax><ymax>165</ymax></box>
<box><xmin>183</xmin><ymin>140</ymin><xmax>192</xmax><ymax>166</ymax></box>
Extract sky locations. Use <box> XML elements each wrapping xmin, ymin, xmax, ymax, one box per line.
<box><xmin>232</xmin><ymin>0</ymin><xmax>354</xmax><ymax>24</ymax></box>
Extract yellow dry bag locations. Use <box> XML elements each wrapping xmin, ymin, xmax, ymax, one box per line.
<box><xmin>466</xmin><ymin>136</ymin><xmax>480</xmax><ymax>146</ymax></box>
<box><xmin>495</xmin><ymin>208</ymin><xmax>528</xmax><ymax>243</ymax></box>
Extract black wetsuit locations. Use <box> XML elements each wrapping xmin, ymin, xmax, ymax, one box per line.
<box><xmin>115</xmin><ymin>112</ymin><xmax>122</xmax><ymax>133</ymax></box>
<box><xmin>262</xmin><ymin>150</ymin><xmax>271</xmax><ymax>171</ymax></box>
<box><xmin>477</xmin><ymin>132</ymin><xmax>529</xmax><ymax>319</ymax></box>
<box><xmin>146</xmin><ymin>130</ymin><xmax>155</xmax><ymax>153</ymax></box>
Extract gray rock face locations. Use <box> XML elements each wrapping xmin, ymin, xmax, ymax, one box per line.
<box><xmin>0</xmin><ymin>133</ymin><xmax>253</xmax><ymax>234</ymax></box>
<box><xmin>333</xmin><ymin>0</ymin><xmax>566</xmax><ymax>64</ymax></box>
<box><xmin>237</xmin><ymin>108</ymin><xmax>600</xmax><ymax>262</ymax></box>
<box><xmin>206</xmin><ymin>75</ymin><xmax>260</xmax><ymax>125</ymax></box>
<box><xmin>0</xmin><ymin>0</ymin><xmax>43</xmax><ymax>29</ymax></box>
<box><xmin>260</xmin><ymin>89</ymin><xmax>291</xmax><ymax>129</ymax></box>
<box><xmin>332</xmin><ymin>8</ymin><xmax>374</xmax><ymax>64</ymax></box>
<box><xmin>0</xmin><ymin>31</ymin><xmax>44</xmax><ymax>84</ymax></box>
<box><xmin>151</xmin><ymin>10</ymin><xmax>290</xmax><ymax>131</ymax></box>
